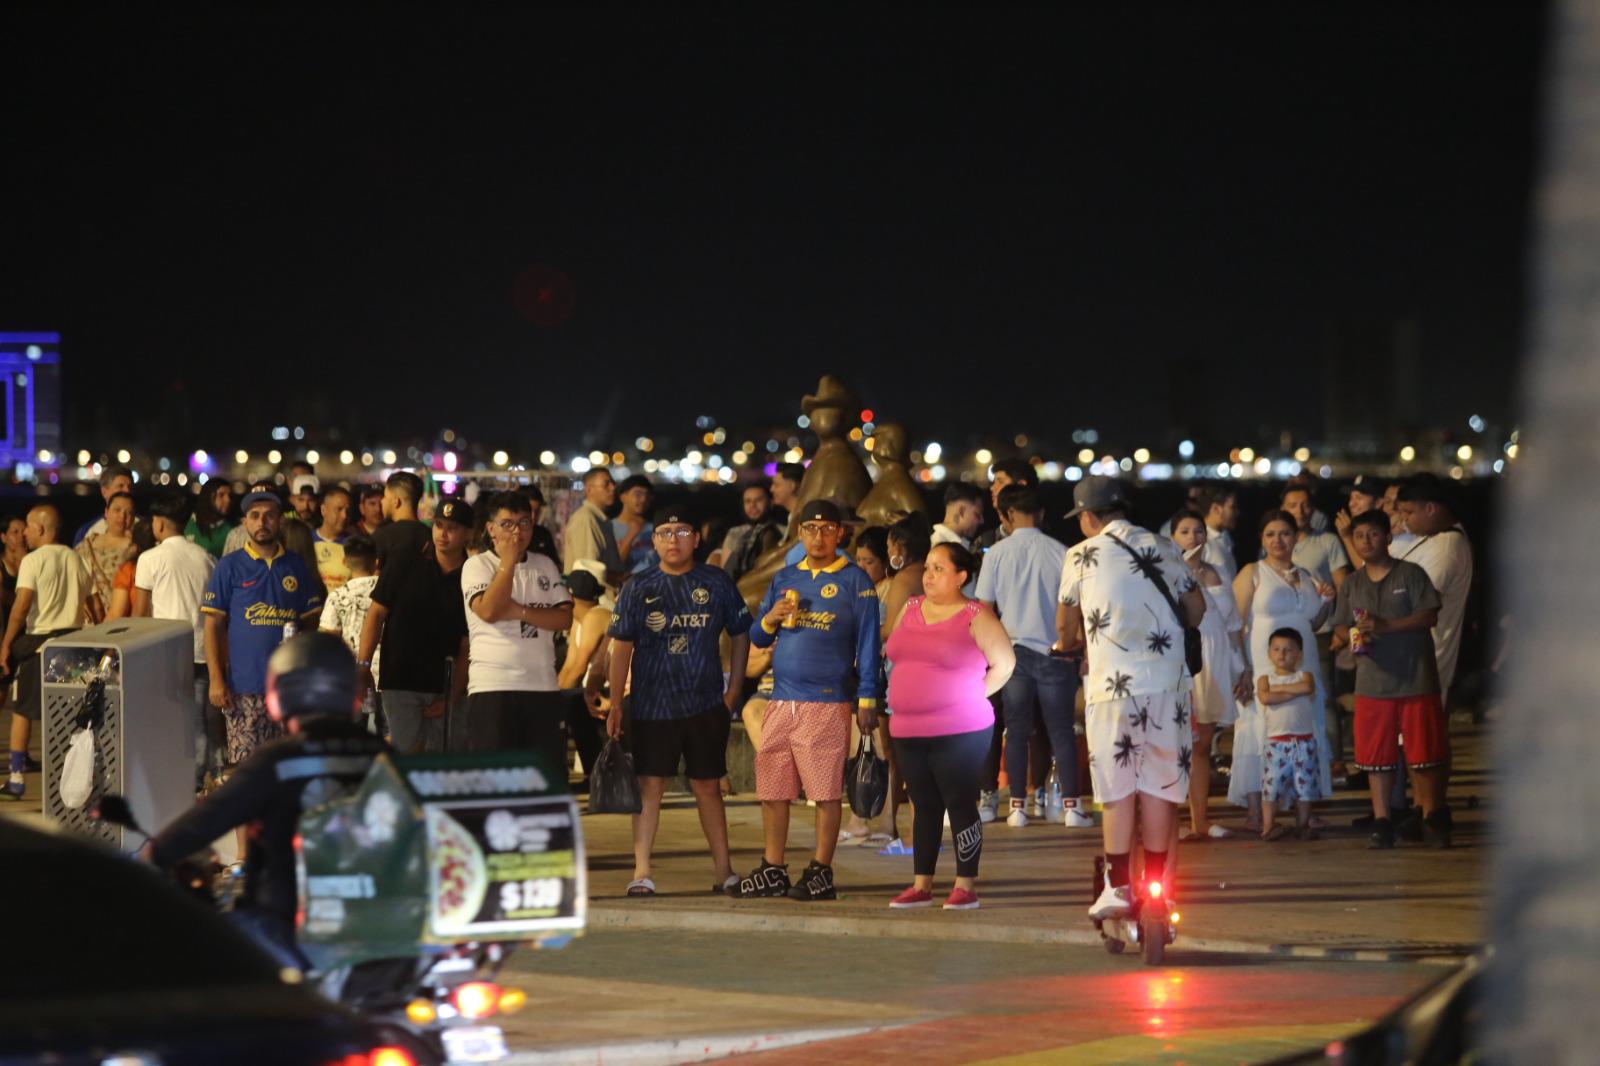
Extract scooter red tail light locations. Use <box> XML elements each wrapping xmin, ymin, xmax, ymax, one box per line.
<box><xmin>1148</xmin><ymin>880</ymin><xmax>1163</xmax><ymax>899</ymax></box>
<box><xmin>452</xmin><ymin>981</ymin><xmax>503</xmax><ymax>1020</ymax></box>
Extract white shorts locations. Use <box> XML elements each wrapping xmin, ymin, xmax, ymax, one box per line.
<box><xmin>1086</xmin><ymin>691</ymin><xmax>1193</xmax><ymax>805</ymax></box>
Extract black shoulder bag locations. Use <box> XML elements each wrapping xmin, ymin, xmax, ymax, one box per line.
<box><xmin>1106</xmin><ymin>533</ymin><xmax>1204</xmax><ymax>678</ymax></box>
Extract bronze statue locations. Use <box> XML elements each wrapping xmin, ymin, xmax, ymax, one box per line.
<box><xmin>736</xmin><ymin>374</ymin><xmax>876</xmax><ymax>612</ymax></box>
<box><xmin>855</xmin><ymin>422</ymin><xmax>926</xmax><ymax>529</ymax></box>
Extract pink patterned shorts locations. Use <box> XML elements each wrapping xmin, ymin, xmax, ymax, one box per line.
<box><xmin>755</xmin><ymin>700</ymin><xmax>852</xmax><ymax>802</ymax></box>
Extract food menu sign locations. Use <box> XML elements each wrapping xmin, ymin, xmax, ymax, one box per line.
<box><xmin>423</xmin><ymin>795</ymin><xmax>585</xmax><ymax>938</ymax></box>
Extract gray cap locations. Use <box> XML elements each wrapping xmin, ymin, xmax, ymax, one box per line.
<box><xmin>1064</xmin><ymin>475</ymin><xmax>1128</xmax><ymax>519</ymax></box>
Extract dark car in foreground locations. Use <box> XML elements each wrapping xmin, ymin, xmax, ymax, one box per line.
<box><xmin>0</xmin><ymin>817</ymin><xmax>416</xmax><ymax>1066</ymax></box>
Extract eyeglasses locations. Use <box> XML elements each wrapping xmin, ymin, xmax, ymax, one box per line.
<box><xmin>494</xmin><ymin>518</ymin><xmax>534</xmax><ymax>532</ymax></box>
<box><xmin>799</xmin><ymin>523</ymin><xmax>841</xmax><ymax>537</ymax></box>
<box><xmin>652</xmin><ymin>528</ymin><xmax>695</xmax><ymax>541</ymax></box>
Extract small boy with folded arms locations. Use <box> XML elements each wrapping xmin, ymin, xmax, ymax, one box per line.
<box><xmin>1256</xmin><ymin>627</ymin><xmax>1319</xmax><ymax>841</ymax></box>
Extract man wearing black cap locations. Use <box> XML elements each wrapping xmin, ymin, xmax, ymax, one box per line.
<box><xmin>201</xmin><ymin>484</ymin><xmax>324</xmax><ymax>768</ymax></box>
<box><xmin>738</xmin><ymin>499</ymin><xmax>883</xmax><ymax>901</ymax></box>
<box><xmin>1055</xmin><ymin>476</ymin><xmax>1205</xmax><ymax>921</ymax></box>
<box><xmin>355</xmin><ymin>496</ymin><xmax>475</xmax><ymax>754</ymax></box>
<box><xmin>605</xmin><ymin>504</ymin><xmax>752</xmax><ymax>896</ymax></box>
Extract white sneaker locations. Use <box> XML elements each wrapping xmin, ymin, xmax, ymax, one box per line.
<box><xmin>1027</xmin><ymin>788</ymin><xmax>1046</xmax><ymax>818</ymax></box>
<box><xmin>1006</xmin><ymin>804</ymin><xmax>1028</xmax><ymax>828</ymax></box>
<box><xmin>1063</xmin><ymin>805</ymin><xmax>1095</xmax><ymax>828</ymax></box>
<box><xmin>978</xmin><ymin>790</ymin><xmax>999</xmax><ymax>823</ymax></box>
<box><xmin>1087</xmin><ymin>883</ymin><xmax>1133</xmax><ymax>921</ymax></box>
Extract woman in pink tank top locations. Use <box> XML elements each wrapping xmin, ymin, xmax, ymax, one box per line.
<box><xmin>882</xmin><ymin>542</ymin><xmax>1016</xmax><ymax>911</ymax></box>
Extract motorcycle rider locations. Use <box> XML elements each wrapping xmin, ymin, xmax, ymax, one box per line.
<box><xmin>143</xmin><ymin>632</ymin><xmax>390</xmax><ymax>968</ymax></box>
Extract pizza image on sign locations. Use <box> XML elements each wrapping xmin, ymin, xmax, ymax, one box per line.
<box><xmin>426</xmin><ymin>806</ymin><xmax>490</xmax><ymax>934</ymax></box>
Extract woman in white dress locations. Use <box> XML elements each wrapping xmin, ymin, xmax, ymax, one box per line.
<box><xmin>1169</xmin><ymin>511</ymin><xmax>1253</xmax><ymax>840</ymax></box>
<box><xmin>1231</xmin><ymin>510</ymin><xmax>1335</xmax><ymax>829</ymax></box>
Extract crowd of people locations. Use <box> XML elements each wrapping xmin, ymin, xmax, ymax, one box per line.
<box><xmin>0</xmin><ymin>456</ymin><xmax>1475</xmax><ymax>922</ymax></box>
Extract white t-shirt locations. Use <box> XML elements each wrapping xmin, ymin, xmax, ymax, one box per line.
<box><xmin>134</xmin><ymin>535</ymin><xmax>216</xmax><ymax>663</ymax></box>
<box><xmin>1059</xmin><ymin>519</ymin><xmax>1197</xmax><ymax>704</ymax></box>
<box><xmin>461</xmin><ymin>550</ymin><xmax>571</xmax><ymax>695</ymax></box>
<box><xmin>930</xmin><ymin>524</ymin><xmax>971</xmax><ymax>549</ymax></box>
<box><xmin>1397</xmin><ymin>526</ymin><xmax>1473</xmax><ymax>697</ymax></box>
<box><xmin>320</xmin><ymin>574</ymin><xmax>381</xmax><ymax>687</ymax></box>
<box><xmin>16</xmin><ymin>543</ymin><xmax>92</xmax><ymax>634</ymax></box>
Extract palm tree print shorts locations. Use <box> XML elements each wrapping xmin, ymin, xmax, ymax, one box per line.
<box><xmin>1085</xmin><ymin>692</ymin><xmax>1193</xmax><ymax>805</ymax></box>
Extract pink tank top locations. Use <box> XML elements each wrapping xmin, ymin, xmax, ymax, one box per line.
<box><xmin>884</xmin><ymin>597</ymin><xmax>994</xmax><ymax>738</ymax></box>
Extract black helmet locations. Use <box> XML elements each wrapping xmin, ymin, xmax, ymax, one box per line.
<box><xmin>265</xmin><ymin>632</ymin><xmax>359</xmax><ymax>723</ymax></box>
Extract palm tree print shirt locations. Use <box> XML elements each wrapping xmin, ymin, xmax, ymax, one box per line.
<box><xmin>1058</xmin><ymin>519</ymin><xmax>1197</xmax><ymax>705</ymax></box>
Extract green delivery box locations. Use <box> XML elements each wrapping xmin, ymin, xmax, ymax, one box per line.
<box><xmin>295</xmin><ymin>752</ymin><xmax>586</xmax><ymax>970</ymax></box>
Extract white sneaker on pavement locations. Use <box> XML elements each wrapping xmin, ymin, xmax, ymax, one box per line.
<box><xmin>978</xmin><ymin>790</ymin><xmax>998</xmax><ymax>823</ymax></box>
<box><xmin>1063</xmin><ymin>805</ymin><xmax>1095</xmax><ymax>828</ymax></box>
<box><xmin>1006</xmin><ymin>804</ymin><xmax>1028</xmax><ymax>828</ymax></box>
<box><xmin>1087</xmin><ymin>883</ymin><xmax>1133</xmax><ymax>921</ymax></box>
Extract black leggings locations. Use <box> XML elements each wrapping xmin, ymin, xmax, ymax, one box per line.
<box><xmin>893</xmin><ymin>727</ymin><xmax>989</xmax><ymax>879</ymax></box>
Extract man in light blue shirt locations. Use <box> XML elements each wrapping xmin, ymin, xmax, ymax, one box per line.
<box><xmin>975</xmin><ymin>484</ymin><xmax>1092</xmax><ymax>828</ymax></box>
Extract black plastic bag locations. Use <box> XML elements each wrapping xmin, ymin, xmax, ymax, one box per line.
<box><xmin>589</xmin><ymin>738</ymin><xmax>642</xmax><ymax>814</ymax></box>
<box><xmin>845</xmin><ymin>735</ymin><xmax>888</xmax><ymax>819</ymax></box>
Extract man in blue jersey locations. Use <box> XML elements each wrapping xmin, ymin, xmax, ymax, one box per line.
<box><xmin>607</xmin><ymin>505</ymin><xmax>753</xmax><ymax>897</ymax></box>
<box><xmin>738</xmin><ymin>500</ymin><xmax>882</xmax><ymax>901</ymax></box>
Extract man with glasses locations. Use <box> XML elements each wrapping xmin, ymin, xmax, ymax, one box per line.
<box><xmin>737</xmin><ymin>500</ymin><xmax>883</xmax><ymax>901</ymax></box>
<box><xmin>462</xmin><ymin>492</ymin><xmax>574</xmax><ymax>774</ymax></box>
<box><xmin>605</xmin><ymin>506</ymin><xmax>753</xmax><ymax>896</ymax></box>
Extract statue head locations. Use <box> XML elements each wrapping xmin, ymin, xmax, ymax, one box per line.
<box><xmin>802</xmin><ymin>375</ymin><xmax>855</xmax><ymax>440</ymax></box>
<box><xmin>871</xmin><ymin>423</ymin><xmax>909</xmax><ymax>466</ymax></box>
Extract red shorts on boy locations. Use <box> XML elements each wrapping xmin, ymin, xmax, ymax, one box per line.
<box><xmin>1353</xmin><ymin>693</ymin><xmax>1448</xmax><ymax>772</ymax></box>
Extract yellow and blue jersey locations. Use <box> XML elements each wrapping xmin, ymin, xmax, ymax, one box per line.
<box><xmin>750</xmin><ymin>555</ymin><xmax>882</xmax><ymax>708</ymax></box>
<box><xmin>200</xmin><ymin>540</ymin><xmax>322</xmax><ymax>695</ymax></box>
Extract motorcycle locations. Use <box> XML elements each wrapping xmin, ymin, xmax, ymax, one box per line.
<box><xmin>96</xmin><ymin>750</ymin><xmax>585</xmax><ymax>1066</ymax></box>
<box><xmin>1091</xmin><ymin>854</ymin><xmax>1179</xmax><ymax>966</ymax></box>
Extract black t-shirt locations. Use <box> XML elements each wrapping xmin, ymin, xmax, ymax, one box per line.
<box><xmin>374</xmin><ymin>520</ymin><xmax>432</xmax><ymax>572</ymax></box>
<box><xmin>372</xmin><ymin>551</ymin><xmax>467</xmax><ymax>694</ymax></box>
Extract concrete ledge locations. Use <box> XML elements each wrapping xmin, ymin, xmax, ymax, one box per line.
<box><xmin>587</xmin><ymin>900</ymin><xmax>1471</xmax><ymax>967</ymax></box>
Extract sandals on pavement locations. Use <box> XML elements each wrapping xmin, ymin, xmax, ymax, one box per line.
<box><xmin>626</xmin><ymin>878</ymin><xmax>656</xmax><ymax>897</ymax></box>
<box><xmin>1261</xmin><ymin>825</ymin><xmax>1291</xmax><ymax>842</ymax></box>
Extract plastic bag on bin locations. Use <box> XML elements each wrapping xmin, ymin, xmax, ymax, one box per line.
<box><xmin>845</xmin><ymin>735</ymin><xmax>887</xmax><ymax>819</ymax></box>
<box><xmin>589</xmin><ymin>737</ymin><xmax>642</xmax><ymax>814</ymax></box>
<box><xmin>60</xmin><ymin>727</ymin><xmax>96</xmax><ymax>810</ymax></box>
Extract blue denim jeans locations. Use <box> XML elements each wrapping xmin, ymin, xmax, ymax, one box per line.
<box><xmin>1000</xmin><ymin>645</ymin><xmax>1080</xmax><ymax>801</ymax></box>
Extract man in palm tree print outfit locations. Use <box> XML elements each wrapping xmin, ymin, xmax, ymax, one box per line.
<box><xmin>1055</xmin><ymin>477</ymin><xmax>1207</xmax><ymax>920</ymax></box>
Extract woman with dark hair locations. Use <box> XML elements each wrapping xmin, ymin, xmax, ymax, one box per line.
<box><xmin>1230</xmin><ymin>509</ymin><xmax>1335</xmax><ymax>830</ymax></box>
<box><xmin>1168</xmin><ymin>509</ymin><xmax>1252</xmax><ymax>840</ymax></box>
<box><xmin>76</xmin><ymin>491</ymin><xmax>138</xmax><ymax>622</ymax></box>
<box><xmin>880</xmin><ymin>514</ymin><xmax>932</xmax><ymax>643</ymax></box>
<box><xmin>186</xmin><ymin>480</ymin><xmax>236</xmax><ymax>558</ymax></box>
<box><xmin>882</xmin><ymin>542</ymin><xmax>1015</xmax><ymax>910</ymax></box>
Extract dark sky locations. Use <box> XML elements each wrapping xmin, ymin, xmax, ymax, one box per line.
<box><xmin>1</xmin><ymin>5</ymin><xmax>1546</xmax><ymax>458</ymax></box>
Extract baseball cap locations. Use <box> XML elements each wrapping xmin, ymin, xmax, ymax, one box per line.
<box><xmin>795</xmin><ymin>499</ymin><xmax>845</xmax><ymax>525</ymax></box>
<box><xmin>435</xmin><ymin>498</ymin><xmax>476</xmax><ymax>528</ymax></box>
<box><xmin>1063</xmin><ymin>476</ymin><xmax>1127</xmax><ymax>519</ymax></box>
<box><xmin>1349</xmin><ymin>475</ymin><xmax>1389</xmax><ymax>500</ymax></box>
<box><xmin>241</xmin><ymin>484</ymin><xmax>283</xmax><ymax>513</ymax></box>
<box><xmin>563</xmin><ymin>569</ymin><xmax>605</xmax><ymax>602</ymax></box>
<box><xmin>291</xmin><ymin>474</ymin><xmax>320</xmax><ymax>497</ymax></box>
<box><xmin>652</xmin><ymin>503</ymin><xmax>696</xmax><ymax>529</ymax></box>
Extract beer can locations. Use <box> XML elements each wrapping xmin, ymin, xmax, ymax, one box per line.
<box><xmin>782</xmin><ymin>588</ymin><xmax>800</xmax><ymax>628</ymax></box>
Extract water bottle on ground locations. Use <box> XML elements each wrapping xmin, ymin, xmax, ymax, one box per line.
<box><xmin>1044</xmin><ymin>767</ymin><xmax>1065</xmax><ymax>822</ymax></box>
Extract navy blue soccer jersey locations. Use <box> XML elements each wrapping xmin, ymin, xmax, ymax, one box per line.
<box><xmin>608</xmin><ymin>564</ymin><xmax>754</xmax><ymax>721</ymax></box>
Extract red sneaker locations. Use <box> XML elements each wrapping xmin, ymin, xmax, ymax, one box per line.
<box><xmin>888</xmin><ymin>886</ymin><xmax>934</xmax><ymax>909</ymax></box>
<box><xmin>943</xmin><ymin>887</ymin><xmax>980</xmax><ymax>911</ymax></box>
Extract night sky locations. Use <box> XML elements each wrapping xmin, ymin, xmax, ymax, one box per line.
<box><xmin>1</xmin><ymin>5</ymin><xmax>1546</xmax><ymax>457</ymax></box>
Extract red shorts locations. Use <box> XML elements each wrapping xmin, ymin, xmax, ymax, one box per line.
<box><xmin>1353</xmin><ymin>694</ymin><xmax>1448</xmax><ymax>772</ymax></box>
<box><xmin>754</xmin><ymin>700</ymin><xmax>852</xmax><ymax>802</ymax></box>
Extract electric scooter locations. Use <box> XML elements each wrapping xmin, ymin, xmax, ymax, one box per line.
<box><xmin>1091</xmin><ymin>854</ymin><xmax>1179</xmax><ymax>965</ymax></box>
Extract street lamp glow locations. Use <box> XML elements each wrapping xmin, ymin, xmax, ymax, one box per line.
<box><xmin>1133</xmin><ymin>448</ymin><xmax>1151</xmax><ymax>464</ymax></box>
<box><xmin>1253</xmin><ymin>456</ymin><xmax>1271</xmax><ymax>476</ymax></box>
<box><xmin>76</xmin><ymin>450</ymin><xmax>91</xmax><ymax>466</ymax></box>
<box><xmin>1456</xmin><ymin>444</ymin><xmax>1473</xmax><ymax>462</ymax></box>
<box><xmin>235</xmin><ymin>449</ymin><xmax>249</xmax><ymax>464</ymax></box>
<box><xmin>1078</xmin><ymin>448</ymin><xmax>1095</xmax><ymax>464</ymax></box>
<box><xmin>571</xmin><ymin>456</ymin><xmax>592</xmax><ymax>473</ymax></box>
<box><xmin>588</xmin><ymin>450</ymin><xmax>607</xmax><ymax>466</ymax></box>
<box><xmin>116</xmin><ymin>449</ymin><xmax>131</xmax><ymax>463</ymax></box>
<box><xmin>539</xmin><ymin>450</ymin><xmax>557</xmax><ymax>466</ymax></box>
<box><xmin>1469</xmin><ymin>414</ymin><xmax>1485</xmax><ymax>432</ymax></box>
<box><xmin>1293</xmin><ymin>447</ymin><xmax>1311</xmax><ymax>462</ymax></box>
<box><xmin>975</xmin><ymin>448</ymin><xmax>993</xmax><ymax>465</ymax></box>
<box><xmin>268</xmin><ymin>449</ymin><xmax>283</xmax><ymax>464</ymax></box>
<box><xmin>1177</xmin><ymin>440</ymin><xmax>1195</xmax><ymax>459</ymax></box>
<box><xmin>381</xmin><ymin>449</ymin><xmax>397</xmax><ymax>465</ymax></box>
<box><xmin>305</xmin><ymin>450</ymin><xmax>320</xmax><ymax>464</ymax></box>
<box><xmin>1399</xmin><ymin>445</ymin><xmax>1416</xmax><ymax>462</ymax></box>
<box><xmin>636</xmin><ymin>437</ymin><xmax>654</xmax><ymax>452</ymax></box>
<box><xmin>360</xmin><ymin>452</ymin><xmax>374</xmax><ymax>466</ymax></box>
<box><xmin>924</xmin><ymin>442</ymin><xmax>943</xmax><ymax>462</ymax></box>
<box><xmin>493</xmin><ymin>450</ymin><xmax>509</xmax><ymax>466</ymax></box>
<box><xmin>1239</xmin><ymin>447</ymin><xmax>1255</xmax><ymax>463</ymax></box>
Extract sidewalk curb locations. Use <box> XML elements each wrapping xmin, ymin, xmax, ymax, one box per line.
<box><xmin>500</xmin><ymin>1024</ymin><xmax>889</xmax><ymax>1065</ymax></box>
<box><xmin>588</xmin><ymin>902</ymin><xmax>1470</xmax><ymax>967</ymax></box>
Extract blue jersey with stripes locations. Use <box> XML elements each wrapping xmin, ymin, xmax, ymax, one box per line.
<box><xmin>608</xmin><ymin>564</ymin><xmax>753</xmax><ymax>721</ymax></box>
